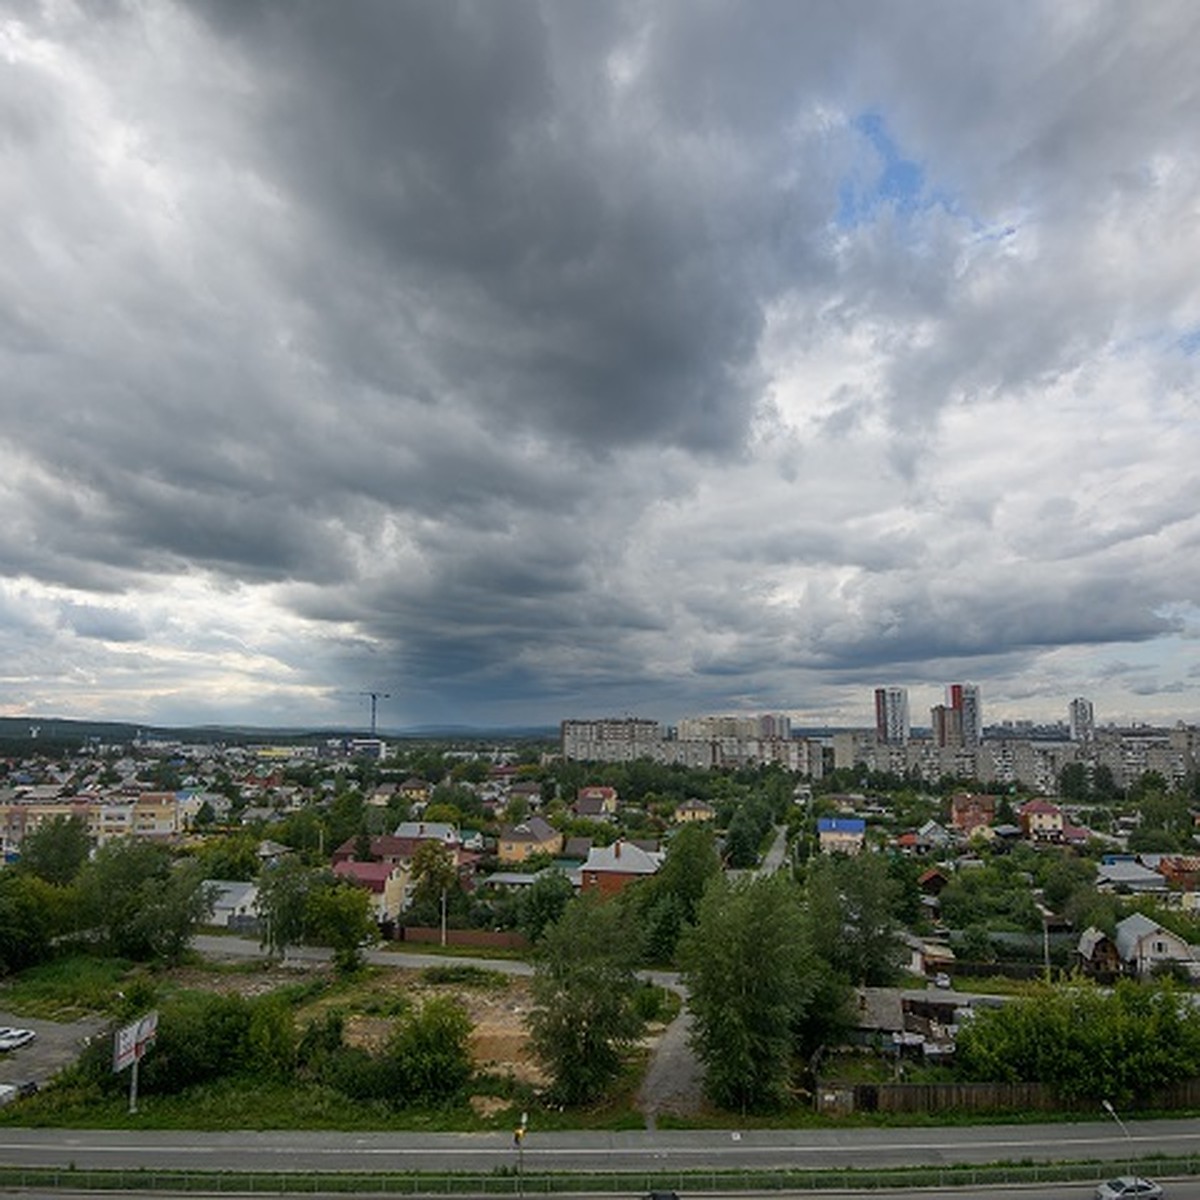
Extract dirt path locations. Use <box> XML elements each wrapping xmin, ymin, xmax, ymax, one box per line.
<box><xmin>636</xmin><ymin>993</ymin><xmax>704</xmax><ymax>1128</ymax></box>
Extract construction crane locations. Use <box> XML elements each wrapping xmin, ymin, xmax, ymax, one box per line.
<box><xmin>358</xmin><ymin>691</ymin><xmax>391</xmax><ymax>737</ymax></box>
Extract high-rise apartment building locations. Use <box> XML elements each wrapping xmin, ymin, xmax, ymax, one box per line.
<box><xmin>561</xmin><ymin>718</ymin><xmax>662</xmax><ymax>762</ymax></box>
<box><xmin>948</xmin><ymin>683</ymin><xmax>982</xmax><ymax>746</ymax></box>
<box><xmin>931</xmin><ymin>703</ymin><xmax>962</xmax><ymax>748</ymax></box>
<box><xmin>1068</xmin><ymin>697</ymin><xmax>1095</xmax><ymax>742</ymax></box>
<box><xmin>874</xmin><ymin>687</ymin><xmax>910</xmax><ymax>744</ymax></box>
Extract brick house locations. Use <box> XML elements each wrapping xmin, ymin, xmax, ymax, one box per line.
<box><xmin>579</xmin><ymin>840</ymin><xmax>662</xmax><ymax>897</ymax></box>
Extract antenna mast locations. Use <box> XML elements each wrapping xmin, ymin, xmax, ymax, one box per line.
<box><xmin>359</xmin><ymin>691</ymin><xmax>391</xmax><ymax>737</ymax></box>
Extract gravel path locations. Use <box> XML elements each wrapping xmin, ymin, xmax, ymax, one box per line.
<box><xmin>637</xmin><ymin>993</ymin><xmax>704</xmax><ymax>1127</ymax></box>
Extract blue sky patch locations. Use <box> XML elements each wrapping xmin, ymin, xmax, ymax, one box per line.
<box><xmin>836</xmin><ymin>111</ymin><xmax>955</xmax><ymax>228</ymax></box>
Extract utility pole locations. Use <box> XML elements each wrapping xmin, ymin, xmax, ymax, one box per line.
<box><xmin>358</xmin><ymin>690</ymin><xmax>390</xmax><ymax>737</ymax></box>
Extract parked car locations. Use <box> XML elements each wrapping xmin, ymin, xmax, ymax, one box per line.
<box><xmin>1096</xmin><ymin>1178</ymin><xmax>1164</xmax><ymax>1200</ymax></box>
<box><xmin>0</xmin><ymin>1027</ymin><xmax>37</xmax><ymax>1051</ymax></box>
<box><xmin>933</xmin><ymin>972</ymin><xmax>952</xmax><ymax>988</ymax></box>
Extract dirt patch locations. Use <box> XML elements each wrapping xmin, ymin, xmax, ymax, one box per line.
<box><xmin>167</xmin><ymin>963</ymin><xmax>328</xmax><ymax>999</ymax></box>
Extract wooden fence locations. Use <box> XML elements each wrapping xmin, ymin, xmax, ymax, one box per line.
<box><xmin>396</xmin><ymin>926</ymin><xmax>529</xmax><ymax>950</ymax></box>
<box><xmin>815</xmin><ymin>1076</ymin><xmax>1200</xmax><ymax>1116</ymax></box>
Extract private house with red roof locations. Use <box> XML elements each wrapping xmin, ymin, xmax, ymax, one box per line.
<box><xmin>1019</xmin><ymin>798</ymin><xmax>1064</xmax><ymax>842</ymax></box>
<box><xmin>949</xmin><ymin>792</ymin><xmax>996</xmax><ymax>837</ymax></box>
<box><xmin>579</xmin><ymin>839</ymin><xmax>663</xmax><ymax>897</ymax></box>
<box><xmin>333</xmin><ymin>859</ymin><xmax>408</xmax><ymax>922</ymax></box>
<box><xmin>331</xmin><ymin>822</ymin><xmax>466</xmax><ymax>869</ymax></box>
<box><xmin>1158</xmin><ymin>855</ymin><xmax>1200</xmax><ymax>892</ymax></box>
<box><xmin>574</xmin><ymin>786</ymin><xmax>619</xmax><ymax>819</ymax></box>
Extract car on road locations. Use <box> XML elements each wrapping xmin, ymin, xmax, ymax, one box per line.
<box><xmin>0</xmin><ymin>1027</ymin><xmax>37</xmax><ymax>1051</ymax></box>
<box><xmin>1096</xmin><ymin>1177</ymin><xmax>1164</xmax><ymax>1200</ymax></box>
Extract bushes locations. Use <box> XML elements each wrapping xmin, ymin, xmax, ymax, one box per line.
<box><xmin>303</xmin><ymin>997</ymin><xmax>473</xmax><ymax>1108</ymax></box>
<box><xmin>957</xmin><ymin>978</ymin><xmax>1200</xmax><ymax>1105</ymax></box>
<box><xmin>67</xmin><ymin>989</ymin><xmax>472</xmax><ymax>1111</ymax></box>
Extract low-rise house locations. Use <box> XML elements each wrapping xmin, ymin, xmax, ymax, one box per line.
<box><xmin>561</xmin><ymin>836</ymin><xmax>593</xmax><ymax>863</ymax></box>
<box><xmin>333</xmin><ymin>859</ymin><xmax>408</xmax><ymax>923</ymax></box>
<box><xmin>398</xmin><ymin>777</ymin><xmax>432</xmax><ymax>805</ymax></box>
<box><xmin>504</xmin><ymin>781</ymin><xmax>544</xmax><ymax>812</ymax></box>
<box><xmin>1157</xmin><ymin>855</ymin><xmax>1200</xmax><ymax>892</ymax></box>
<box><xmin>675</xmin><ymin>797</ymin><xmax>715</xmax><ymax>824</ymax></box>
<box><xmin>817</xmin><ymin>816</ymin><xmax>866</xmax><ymax>856</ymax></box>
<box><xmin>333</xmin><ymin>824</ymin><xmax>465</xmax><ymax>868</ymax></box>
<box><xmin>497</xmin><ymin>816</ymin><xmax>563</xmax><ymax>864</ymax></box>
<box><xmin>1096</xmin><ymin>859</ymin><xmax>1168</xmax><ymax>894</ymax></box>
<box><xmin>256</xmin><ymin>838</ymin><xmax>292</xmax><ymax>866</ymax></box>
<box><xmin>917</xmin><ymin>867</ymin><xmax>950</xmax><ymax>896</ymax></box>
<box><xmin>949</xmin><ymin>792</ymin><xmax>996</xmax><ymax>837</ymax></box>
<box><xmin>392</xmin><ymin>820</ymin><xmax>461</xmax><ymax>854</ymax></box>
<box><xmin>573</xmin><ymin>793</ymin><xmax>616</xmax><ymax>822</ymax></box>
<box><xmin>1019</xmin><ymin>798</ymin><xmax>1064</xmax><ymax>842</ymax></box>
<box><xmin>207</xmin><ymin>880</ymin><xmax>261</xmax><ymax>932</ymax></box>
<box><xmin>579</xmin><ymin>839</ymin><xmax>662</xmax><ymax>896</ymax></box>
<box><xmin>367</xmin><ymin>783</ymin><xmax>397</xmax><ymax>808</ymax></box>
<box><xmin>574</xmin><ymin>786</ymin><xmax>619</xmax><ymax>817</ymax></box>
<box><xmin>1076</xmin><ymin>926</ymin><xmax>1122</xmax><ymax>977</ymax></box>
<box><xmin>1114</xmin><ymin>912</ymin><xmax>1199</xmax><ymax>978</ymax></box>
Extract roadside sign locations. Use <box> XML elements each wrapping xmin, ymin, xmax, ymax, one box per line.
<box><xmin>113</xmin><ymin>1011</ymin><xmax>158</xmax><ymax>1073</ymax></box>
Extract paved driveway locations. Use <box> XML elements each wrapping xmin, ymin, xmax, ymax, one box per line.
<box><xmin>0</xmin><ymin>1008</ymin><xmax>106</xmax><ymax>1089</ymax></box>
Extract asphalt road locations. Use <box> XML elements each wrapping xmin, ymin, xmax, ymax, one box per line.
<box><xmin>0</xmin><ymin>1119</ymin><xmax>1196</xmax><ymax>1173</ymax></box>
<box><xmin>0</xmin><ymin>1191</ymin><xmax>1182</xmax><ymax>1200</ymax></box>
<box><xmin>192</xmin><ymin>932</ymin><xmax>683</xmax><ymax>987</ymax></box>
<box><xmin>0</xmin><ymin>1008</ymin><xmax>105</xmax><ymax>1091</ymax></box>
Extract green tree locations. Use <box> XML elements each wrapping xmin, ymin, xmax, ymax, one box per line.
<box><xmin>76</xmin><ymin>839</ymin><xmax>214</xmax><ymax>963</ymax></box>
<box><xmin>957</xmin><ymin>978</ymin><xmax>1200</xmax><ymax>1104</ymax></box>
<box><xmin>1058</xmin><ymin>762</ymin><xmax>1089</xmax><ymax>802</ymax></box>
<box><xmin>1041</xmin><ymin>855</ymin><xmax>1095</xmax><ymax>913</ymax></box>
<box><xmin>245</xmin><ymin>994</ymin><xmax>297</xmax><ymax>1079</ymax></box>
<box><xmin>652</xmin><ymin>824</ymin><xmax>721</xmax><ymax>926</ymax></box>
<box><xmin>680</xmin><ymin>874</ymin><xmax>822</xmax><ymax>1112</ymax></box>
<box><xmin>258</xmin><ymin>859</ymin><xmax>319</xmax><ymax>959</ymax></box>
<box><xmin>386</xmin><ymin>995</ymin><xmax>473</xmax><ymax>1103</ymax></box>
<box><xmin>18</xmin><ymin>814</ymin><xmax>91</xmax><ymax>886</ymax></box>
<box><xmin>527</xmin><ymin>895</ymin><xmax>643</xmax><ymax>1105</ymax></box>
<box><xmin>806</xmin><ymin>853</ymin><xmax>906</xmax><ymax>986</ymax></box>
<box><xmin>411</xmin><ymin>841</ymin><xmax>458</xmax><ymax>904</ymax></box>
<box><xmin>190</xmin><ymin>832</ymin><xmax>261</xmax><ymax>881</ymax></box>
<box><xmin>517</xmin><ymin>870</ymin><xmax>574</xmax><ymax>943</ymax></box>
<box><xmin>306</xmin><ymin>878</ymin><xmax>376</xmax><ymax>973</ymax></box>
<box><xmin>0</xmin><ymin>872</ymin><xmax>71</xmax><ymax>974</ymax></box>
<box><xmin>1130</xmin><ymin>789</ymin><xmax>1193</xmax><ymax>852</ymax></box>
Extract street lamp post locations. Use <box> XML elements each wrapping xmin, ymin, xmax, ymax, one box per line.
<box><xmin>1103</xmin><ymin>1098</ymin><xmax>1134</xmax><ymax>1178</ymax></box>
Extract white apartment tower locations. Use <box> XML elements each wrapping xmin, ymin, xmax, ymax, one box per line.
<box><xmin>1068</xmin><ymin>697</ymin><xmax>1095</xmax><ymax>742</ymax></box>
<box><xmin>873</xmin><ymin>687</ymin><xmax>910</xmax><ymax>744</ymax></box>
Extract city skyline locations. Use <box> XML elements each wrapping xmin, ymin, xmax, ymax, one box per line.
<box><xmin>2</xmin><ymin>3</ymin><xmax>1199</xmax><ymax>732</ymax></box>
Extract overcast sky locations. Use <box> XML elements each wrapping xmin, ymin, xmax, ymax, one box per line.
<box><xmin>2</xmin><ymin>1</ymin><xmax>1199</xmax><ymax>732</ymax></box>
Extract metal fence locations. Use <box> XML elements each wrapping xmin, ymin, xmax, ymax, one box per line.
<box><xmin>3</xmin><ymin>1157</ymin><xmax>1199</xmax><ymax>1196</ymax></box>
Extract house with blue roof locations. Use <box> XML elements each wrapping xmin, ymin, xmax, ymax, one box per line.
<box><xmin>817</xmin><ymin>815</ymin><xmax>866</xmax><ymax>856</ymax></box>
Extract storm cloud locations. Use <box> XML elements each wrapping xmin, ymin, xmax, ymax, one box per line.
<box><xmin>1</xmin><ymin>0</ymin><xmax>1198</xmax><ymax>729</ymax></box>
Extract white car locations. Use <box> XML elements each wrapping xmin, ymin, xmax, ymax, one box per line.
<box><xmin>0</xmin><ymin>1027</ymin><xmax>37</xmax><ymax>1051</ymax></box>
<box><xmin>1096</xmin><ymin>1178</ymin><xmax>1164</xmax><ymax>1200</ymax></box>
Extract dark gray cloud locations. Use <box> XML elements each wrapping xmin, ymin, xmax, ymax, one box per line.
<box><xmin>0</xmin><ymin>0</ymin><xmax>1198</xmax><ymax>729</ymax></box>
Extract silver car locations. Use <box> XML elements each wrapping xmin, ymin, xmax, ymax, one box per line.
<box><xmin>1096</xmin><ymin>1178</ymin><xmax>1164</xmax><ymax>1200</ymax></box>
<box><xmin>0</xmin><ymin>1027</ymin><xmax>37</xmax><ymax>1052</ymax></box>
